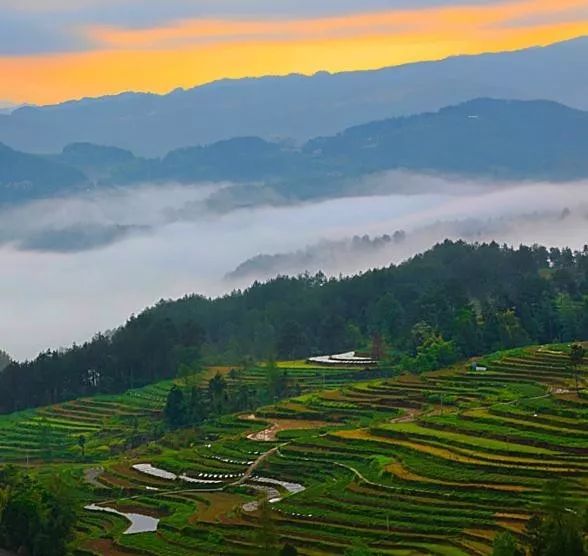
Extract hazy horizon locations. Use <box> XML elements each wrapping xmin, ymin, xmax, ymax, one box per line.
<box><xmin>2</xmin><ymin>2</ymin><xmax>587</xmax><ymax>105</ymax></box>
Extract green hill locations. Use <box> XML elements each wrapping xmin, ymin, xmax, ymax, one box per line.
<box><xmin>3</xmin><ymin>241</ymin><xmax>587</xmax><ymax>416</ymax></box>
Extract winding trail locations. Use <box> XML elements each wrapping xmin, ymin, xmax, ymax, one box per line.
<box><xmin>390</xmin><ymin>407</ymin><xmax>420</xmax><ymax>423</ymax></box>
<box><xmin>84</xmin><ymin>466</ymin><xmax>104</xmax><ymax>488</ymax></box>
<box><xmin>91</xmin><ymin>441</ymin><xmax>286</xmax><ymax>511</ymax></box>
<box><xmin>232</xmin><ymin>443</ymin><xmax>287</xmax><ymax>486</ymax></box>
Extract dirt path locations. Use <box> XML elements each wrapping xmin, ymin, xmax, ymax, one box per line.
<box><xmin>84</xmin><ymin>466</ymin><xmax>104</xmax><ymax>488</ymax></box>
<box><xmin>92</xmin><ymin>430</ymin><xmax>285</xmax><ymax>508</ymax></box>
<box><xmin>467</xmin><ymin>386</ymin><xmax>554</xmax><ymax>413</ymax></box>
<box><xmin>247</xmin><ymin>423</ymin><xmax>280</xmax><ymax>441</ymax></box>
<box><xmin>390</xmin><ymin>408</ymin><xmax>420</xmax><ymax>423</ymax></box>
<box><xmin>243</xmin><ymin>414</ymin><xmax>331</xmax><ymax>442</ymax></box>
<box><xmin>232</xmin><ymin>443</ymin><xmax>286</xmax><ymax>486</ymax></box>
<box><xmin>92</xmin><ymin>443</ymin><xmax>282</xmax><ymax>508</ymax></box>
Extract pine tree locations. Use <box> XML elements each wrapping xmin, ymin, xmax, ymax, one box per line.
<box><xmin>164</xmin><ymin>386</ymin><xmax>187</xmax><ymax>428</ymax></box>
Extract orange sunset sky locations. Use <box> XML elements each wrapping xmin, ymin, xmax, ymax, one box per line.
<box><xmin>1</xmin><ymin>0</ymin><xmax>588</xmax><ymax>106</ymax></box>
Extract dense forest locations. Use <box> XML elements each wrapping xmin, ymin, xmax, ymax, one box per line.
<box><xmin>1</xmin><ymin>240</ymin><xmax>587</xmax><ymax>414</ymax></box>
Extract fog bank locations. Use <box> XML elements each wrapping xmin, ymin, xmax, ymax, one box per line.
<box><xmin>1</xmin><ymin>176</ymin><xmax>587</xmax><ymax>360</ymax></box>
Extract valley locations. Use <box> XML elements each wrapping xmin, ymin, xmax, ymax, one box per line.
<box><xmin>2</xmin><ymin>11</ymin><xmax>588</xmax><ymax>555</ymax></box>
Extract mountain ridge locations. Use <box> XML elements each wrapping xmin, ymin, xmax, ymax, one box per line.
<box><xmin>1</xmin><ymin>36</ymin><xmax>587</xmax><ymax>156</ymax></box>
<box><xmin>11</xmin><ymin>35</ymin><xmax>587</xmax><ymax>112</ymax></box>
<box><xmin>3</xmin><ymin>97</ymin><xmax>588</xmax><ymax>205</ymax></box>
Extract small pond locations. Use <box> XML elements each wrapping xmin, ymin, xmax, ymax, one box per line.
<box><xmin>84</xmin><ymin>503</ymin><xmax>159</xmax><ymax>534</ymax></box>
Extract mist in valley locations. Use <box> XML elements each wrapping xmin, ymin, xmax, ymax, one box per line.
<box><xmin>1</xmin><ymin>173</ymin><xmax>587</xmax><ymax>361</ymax></box>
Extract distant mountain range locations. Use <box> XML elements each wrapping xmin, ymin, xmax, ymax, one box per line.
<box><xmin>0</xmin><ymin>143</ymin><xmax>87</xmax><ymax>203</ymax></box>
<box><xmin>0</xmin><ymin>37</ymin><xmax>587</xmax><ymax>156</ymax></box>
<box><xmin>2</xmin><ymin>97</ymin><xmax>588</xmax><ymax>205</ymax></box>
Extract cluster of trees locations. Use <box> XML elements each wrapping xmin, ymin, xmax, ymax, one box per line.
<box><xmin>0</xmin><ymin>467</ymin><xmax>77</xmax><ymax>556</ymax></box>
<box><xmin>164</xmin><ymin>362</ymin><xmax>301</xmax><ymax>428</ymax></box>
<box><xmin>147</xmin><ymin>241</ymin><xmax>588</xmax><ymax>366</ymax></box>
<box><xmin>570</xmin><ymin>343</ymin><xmax>586</xmax><ymax>393</ymax></box>
<box><xmin>0</xmin><ymin>350</ymin><xmax>10</xmax><ymax>372</ymax></box>
<box><xmin>2</xmin><ymin>241</ymin><xmax>588</xmax><ymax>414</ymax></box>
<box><xmin>492</xmin><ymin>481</ymin><xmax>587</xmax><ymax>556</ymax></box>
<box><xmin>0</xmin><ymin>315</ymin><xmax>204</xmax><ymax>413</ymax></box>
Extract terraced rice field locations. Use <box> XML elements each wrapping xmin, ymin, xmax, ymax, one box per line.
<box><xmin>66</xmin><ymin>344</ymin><xmax>587</xmax><ymax>555</ymax></box>
<box><xmin>0</xmin><ymin>381</ymin><xmax>174</xmax><ymax>461</ymax></box>
<box><xmin>0</xmin><ymin>361</ymin><xmax>378</xmax><ymax>463</ymax></box>
<box><xmin>228</xmin><ymin>362</ymin><xmax>391</xmax><ymax>392</ymax></box>
<box><xmin>1</xmin><ymin>347</ymin><xmax>585</xmax><ymax>553</ymax></box>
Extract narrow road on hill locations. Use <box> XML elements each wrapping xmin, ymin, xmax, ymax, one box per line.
<box><xmin>390</xmin><ymin>408</ymin><xmax>420</xmax><ymax>423</ymax></box>
<box><xmin>246</xmin><ymin>423</ymin><xmax>280</xmax><ymax>441</ymax></box>
<box><xmin>281</xmin><ymin>450</ymin><xmax>450</xmax><ymax>498</ymax></box>
<box><xmin>92</xmin><ymin>434</ymin><xmax>290</xmax><ymax>511</ymax></box>
<box><xmin>84</xmin><ymin>466</ymin><xmax>104</xmax><ymax>488</ymax></box>
<box><xmin>232</xmin><ymin>443</ymin><xmax>288</xmax><ymax>486</ymax></box>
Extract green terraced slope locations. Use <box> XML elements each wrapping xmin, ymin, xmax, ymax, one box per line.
<box><xmin>2</xmin><ymin>345</ymin><xmax>586</xmax><ymax>554</ymax></box>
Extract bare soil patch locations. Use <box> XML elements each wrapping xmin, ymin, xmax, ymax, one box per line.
<box><xmin>242</xmin><ymin>415</ymin><xmax>331</xmax><ymax>441</ymax></box>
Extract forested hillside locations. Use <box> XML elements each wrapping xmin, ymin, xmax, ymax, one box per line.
<box><xmin>303</xmin><ymin>98</ymin><xmax>588</xmax><ymax>181</ymax></box>
<box><xmin>1</xmin><ymin>240</ymin><xmax>587</xmax><ymax>413</ymax></box>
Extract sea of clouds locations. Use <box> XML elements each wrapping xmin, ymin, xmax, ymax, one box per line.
<box><xmin>1</xmin><ymin>174</ymin><xmax>587</xmax><ymax>360</ymax></box>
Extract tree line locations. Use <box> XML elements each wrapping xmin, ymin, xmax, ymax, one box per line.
<box><xmin>2</xmin><ymin>240</ymin><xmax>588</xmax><ymax>414</ymax></box>
<box><xmin>164</xmin><ymin>361</ymin><xmax>302</xmax><ymax>429</ymax></box>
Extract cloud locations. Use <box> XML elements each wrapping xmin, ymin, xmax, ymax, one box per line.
<box><xmin>223</xmin><ymin>179</ymin><xmax>588</xmax><ymax>289</ymax></box>
<box><xmin>0</xmin><ymin>1</ymin><xmax>503</xmax><ymax>21</ymax></box>
<box><xmin>0</xmin><ymin>183</ymin><xmax>221</xmax><ymax>253</ymax></box>
<box><xmin>0</xmin><ymin>12</ymin><xmax>90</xmax><ymax>55</ymax></box>
<box><xmin>226</xmin><ymin>208</ymin><xmax>588</xmax><ymax>285</ymax></box>
<box><xmin>80</xmin><ymin>0</ymin><xmax>588</xmax><ymax>51</ymax></box>
<box><xmin>1</xmin><ymin>175</ymin><xmax>588</xmax><ymax>360</ymax></box>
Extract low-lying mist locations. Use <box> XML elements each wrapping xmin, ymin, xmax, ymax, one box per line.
<box><xmin>1</xmin><ymin>174</ymin><xmax>587</xmax><ymax>360</ymax></box>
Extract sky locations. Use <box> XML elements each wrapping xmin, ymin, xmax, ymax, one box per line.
<box><xmin>1</xmin><ymin>0</ymin><xmax>587</xmax><ymax>105</ymax></box>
